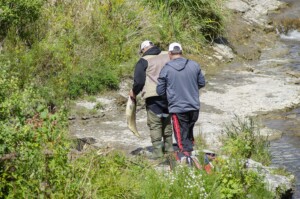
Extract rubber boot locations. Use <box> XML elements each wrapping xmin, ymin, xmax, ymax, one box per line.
<box><xmin>163</xmin><ymin>136</ymin><xmax>174</xmax><ymax>153</ymax></box>
<box><xmin>152</xmin><ymin>141</ymin><xmax>163</xmax><ymax>159</ymax></box>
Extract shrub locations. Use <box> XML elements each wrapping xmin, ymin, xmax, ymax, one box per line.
<box><xmin>68</xmin><ymin>65</ymin><xmax>119</xmax><ymax>99</ymax></box>
<box><xmin>212</xmin><ymin>158</ymin><xmax>274</xmax><ymax>199</ymax></box>
<box><xmin>0</xmin><ymin>0</ymin><xmax>43</xmax><ymax>43</ymax></box>
<box><xmin>222</xmin><ymin>117</ymin><xmax>271</xmax><ymax>165</ymax></box>
<box><xmin>0</xmin><ymin>106</ymin><xmax>71</xmax><ymax>197</ymax></box>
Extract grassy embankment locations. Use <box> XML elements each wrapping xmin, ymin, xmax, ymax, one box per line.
<box><xmin>1</xmin><ymin>0</ymin><xmax>275</xmax><ymax>198</ymax></box>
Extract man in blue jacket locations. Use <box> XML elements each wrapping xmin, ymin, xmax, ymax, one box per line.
<box><xmin>157</xmin><ymin>42</ymin><xmax>205</xmax><ymax>162</ymax></box>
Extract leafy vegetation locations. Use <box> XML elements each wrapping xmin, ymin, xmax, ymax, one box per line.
<box><xmin>0</xmin><ymin>0</ymin><xmax>43</xmax><ymax>42</ymax></box>
<box><xmin>222</xmin><ymin>117</ymin><xmax>271</xmax><ymax>165</ymax></box>
<box><xmin>1</xmin><ymin>0</ymin><xmax>226</xmax><ymax>101</ymax></box>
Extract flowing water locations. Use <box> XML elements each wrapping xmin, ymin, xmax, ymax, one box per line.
<box><xmin>264</xmin><ymin>107</ymin><xmax>300</xmax><ymax>198</ymax></box>
<box><xmin>263</xmin><ymin>4</ymin><xmax>300</xmax><ymax>197</ymax></box>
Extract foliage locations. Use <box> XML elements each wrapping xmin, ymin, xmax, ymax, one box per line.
<box><xmin>0</xmin><ymin>63</ymin><xmax>41</xmax><ymax>121</ymax></box>
<box><xmin>139</xmin><ymin>157</ymin><xmax>273</xmax><ymax>199</ymax></box>
<box><xmin>189</xmin><ymin>118</ymin><xmax>274</xmax><ymax>199</ymax></box>
<box><xmin>0</xmin><ymin>63</ymin><xmax>72</xmax><ymax>197</ymax></box>
<box><xmin>0</xmin><ymin>106</ymin><xmax>71</xmax><ymax>197</ymax></box>
<box><xmin>142</xmin><ymin>0</ymin><xmax>225</xmax><ymax>44</ymax></box>
<box><xmin>94</xmin><ymin>102</ymin><xmax>104</xmax><ymax>110</ymax></box>
<box><xmin>65</xmin><ymin>151</ymin><xmax>146</xmax><ymax>198</ymax></box>
<box><xmin>211</xmin><ymin>158</ymin><xmax>274</xmax><ymax>199</ymax></box>
<box><xmin>140</xmin><ymin>165</ymin><xmax>207</xmax><ymax>199</ymax></box>
<box><xmin>68</xmin><ymin>65</ymin><xmax>119</xmax><ymax>99</ymax></box>
<box><xmin>1</xmin><ymin>0</ymin><xmax>227</xmax><ymax>102</ymax></box>
<box><xmin>0</xmin><ymin>0</ymin><xmax>43</xmax><ymax>42</ymax></box>
<box><xmin>222</xmin><ymin>117</ymin><xmax>271</xmax><ymax>165</ymax></box>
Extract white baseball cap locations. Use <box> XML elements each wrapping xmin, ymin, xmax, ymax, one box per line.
<box><xmin>140</xmin><ymin>40</ymin><xmax>153</xmax><ymax>51</ymax></box>
<box><xmin>168</xmin><ymin>42</ymin><xmax>183</xmax><ymax>52</ymax></box>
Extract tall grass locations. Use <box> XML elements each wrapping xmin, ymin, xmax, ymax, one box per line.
<box><xmin>142</xmin><ymin>0</ymin><xmax>225</xmax><ymax>43</ymax></box>
<box><xmin>1</xmin><ymin>0</ymin><xmax>226</xmax><ymax>103</ymax></box>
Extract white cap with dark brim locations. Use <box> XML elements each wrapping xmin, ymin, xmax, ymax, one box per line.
<box><xmin>168</xmin><ymin>42</ymin><xmax>182</xmax><ymax>52</ymax></box>
<box><xmin>140</xmin><ymin>40</ymin><xmax>153</xmax><ymax>52</ymax></box>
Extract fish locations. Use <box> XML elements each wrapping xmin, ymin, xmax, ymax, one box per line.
<box><xmin>125</xmin><ymin>96</ymin><xmax>141</xmax><ymax>137</ymax></box>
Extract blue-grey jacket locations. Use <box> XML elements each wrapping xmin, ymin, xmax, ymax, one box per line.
<box><xmin>156</xmin><ymin>57</ymin><xmax>205</xmax><ymax>113</ymax></box>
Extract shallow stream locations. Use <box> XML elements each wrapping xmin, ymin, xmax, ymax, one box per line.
<box><xmin>263</xmin><ymin>5</ymin><xmax>300</xmax><ymax>197</ymax></box>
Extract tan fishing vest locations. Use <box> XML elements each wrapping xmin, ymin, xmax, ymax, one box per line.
<box><xmin>141</xmin><ymin>51</ymin><xmax>169</xmax><ymax>99</ymax></box>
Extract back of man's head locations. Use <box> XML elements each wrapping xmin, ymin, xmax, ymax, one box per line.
<box><xmin>140</xmin><ymin>40</ymin><xmax>153</xmax><ymax>53</ymax></box>
<box><xmin>168</xmin><ymin>42</ymin><xmax>183</xmax><ymax>55</ymax></box>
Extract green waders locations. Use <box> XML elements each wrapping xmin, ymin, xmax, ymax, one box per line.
<box><xmin>147</xmin><ymin>110</ymin><xmax>173</xmax><ymax>159</ymax></box>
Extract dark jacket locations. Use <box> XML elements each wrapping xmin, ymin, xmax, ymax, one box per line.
<box><xmin>132</xmin><ymin>46</ymin><xmax>169</xmax><ymax>114</ymax></box>
<box><xmin>156</xmin><ymin>57</ymin><xmax>205</xmax><ymax>113</ymax></box>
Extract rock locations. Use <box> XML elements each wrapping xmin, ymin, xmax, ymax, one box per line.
<box><xmin>225</xmin><ymin>0</ymin><xmax>283</xmax><ymax>26</ymax></box>
<box><xmin>75</xmin><ymin>137</ymin><xmax>97</xmax><ymax>151</ymax></box>
<box><xmin>286</xmin><ymin>114</ymin><xmax>297</xmax><ymax>119</ymax></box>
<box><xmin>260</xmin><ymin>127</ymin><xmax>282</xmax><ymax>141</ymax></box>
<box><xmin>225</xmin><ymin>0</ymin><xmax>250</xmax><ymax>13</ymax></box>
<box><xmin>92</xmin><ymin>113</ymin><xmax>105</xmax><ymax>118</ymax></box>
<box><xmin>76</xmin><ymin>101</ymin><xmax>95</xmax><ymax>110</ymax></box>
<box><xmin>81</xmin><ymin>116</ymin><xmax>91</xmax><ymax>120</ymax></box>
<box><xmin>286</xmin><ymin>71</ymin><xmax>300</xmax><ymax>78</ymax></box>
<box><xmin>68</xmin><ymin>115</ymin><xmax>76</xmax><ymax>120</ymax></box>
<box><xmin>246</xmin><ymin>159</ymin><xmax>295</xmax><ymax>198</ymax></box>
<box><xmin>213</xmin><ymin>54</ymin><xmax>223</xmax><ymax>61</ymax></box>
<box><xmin>213</xmin><ymin>43</ymin><xmax>235</xmax><ymax>60</ymax></box>
<box><xmin>245</xmin><ymin>66</ymin><xmax>255</xmax><ymax>72</ymax></box>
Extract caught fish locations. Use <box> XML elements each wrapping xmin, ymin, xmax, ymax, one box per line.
<box><xmin>125</xmin><ymin>96</ymin><xmax>141</xmax><ymax>137</ymax></box>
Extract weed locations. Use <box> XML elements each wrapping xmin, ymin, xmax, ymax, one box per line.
<box><xmin>270</xmin><ymin>167</ymin><xmax>291</xmax><ymax>177</ymax></box>
<box><xmin>94</xmin><ymin>102</ymin><xmax>104</xmax><ymax>110</ymax></box>
<box><xmin>85</xmin><ymin>96</ymin><xmax>97</xmax><ymax>103</ymax></box>
<box><xmin>222</xmin><ymin>117</ymin><xmax>271</xmax><ymax>165</ymax></box>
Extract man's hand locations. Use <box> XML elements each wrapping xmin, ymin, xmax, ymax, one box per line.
<box><xmin>129</xmin><ymin>89</ymin><xmax>136</xmax><ymax>100</ymax></box>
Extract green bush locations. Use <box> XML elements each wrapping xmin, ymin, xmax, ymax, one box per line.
<box><xmin>0</xmin><ymin>64</ymin><xmax>41</xmax><ymax>121</ymax></box>
<box><xmin>212</xmin><ymin>158</ymin><xmax>274</xmax><ymax>199</ymax></box>
<box><xmin>68</xmin><ymin>65</ymin><xmax>119</xmax><ymax>99</ymax></box>
<box><xmin>0</xmin><ymin>0</ymin><xmax>43</xmax><ymax>42</ymax></box>
<box><xmin>222</xmin><ymin>117</ymin><xmax>271</xmax><ymax>165</ymax></box>
<box><xmin>0</xmin><ymin>106</ymin><xmax>71</xmax><ymax>197</ymax></box>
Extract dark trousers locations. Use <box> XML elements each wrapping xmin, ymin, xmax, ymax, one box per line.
<box><xmin>171</xmin><ymin>110</ymin><xmax>199</xmax><ymax>153</ymax></box>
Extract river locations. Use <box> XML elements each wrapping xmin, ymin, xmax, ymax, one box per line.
<box><xmin>263</xmin><ymin>4</ymin><xmax>300</xmax><ymax>197</ymax></box>
<box><xmin>264</xmin><ymin>31</ymin><xmax>300</xmax><ymax>198</ymax></box>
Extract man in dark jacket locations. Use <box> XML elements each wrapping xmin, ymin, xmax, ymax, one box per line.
<box><xmin>156</xmin><ymin>42</ymin><xmax>205</xmax><ymax>161</ymax></box>
<box><xmin>129</xmin><ymin>40</ymin><xmax>173</xmax><ymax>160</ymax></box>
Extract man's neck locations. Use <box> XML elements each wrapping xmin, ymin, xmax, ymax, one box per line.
<box><xmin>171</xmin><ymin>54</ymin><xmax>182</xmax><ymax>60</ymax></box>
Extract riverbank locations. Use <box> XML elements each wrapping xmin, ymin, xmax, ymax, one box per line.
<box><xmin>70</xmin><ymin>0</ymin><xmax>299</xmax><ymax>152</ymax></box>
